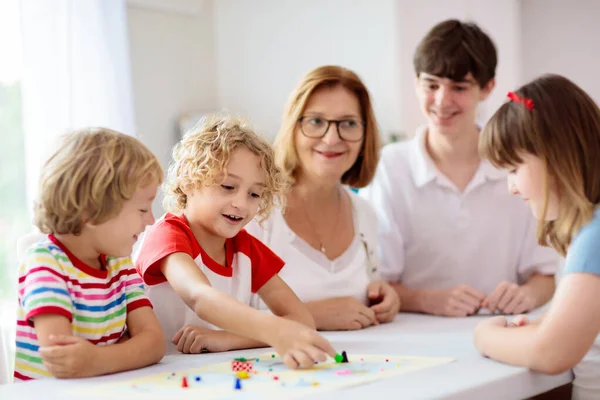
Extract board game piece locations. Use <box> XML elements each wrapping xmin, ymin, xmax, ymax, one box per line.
<box><xmin>72</xmin><ymin>352</ymin><xmax>455</xmax><ymax>399</ymax></box>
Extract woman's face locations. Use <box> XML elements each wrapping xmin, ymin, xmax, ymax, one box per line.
<box><xmin>294</xmin><ymin>85</ymin><xmax>364</xmax><ymax>184</ymax></box>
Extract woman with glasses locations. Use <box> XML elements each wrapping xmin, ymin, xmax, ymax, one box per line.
<box><xmin>246</xmin><ymin>65</ymin><xmax>400</xmax><ymax>331</ymax></box>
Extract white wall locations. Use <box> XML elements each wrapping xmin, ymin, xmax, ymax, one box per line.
<box><xmin>212</xmin><ymin>0</ymin><xmax>522</xmax><ymax>142</ymax></box>
<box><xmin>127</xmin><ymin>0</ymin><xmax>216</xmax><ymax>172</ymax></box>
<box><xmin>127</xmin><ymin>0</ymin><xmax>216</xmax><ymax>214</ymax></box>
<box><xmin>521</xmin><ymin>0</ymin><xmax>600</xmax><ymax>103</ymax></box>
<box><xmin>213</xmin><ymin>0</ymin><xmax>401</xmax><ymax>141</ymax></box>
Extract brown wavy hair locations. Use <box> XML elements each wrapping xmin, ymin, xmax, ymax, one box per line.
<box><xmin>274</xmin><ymin>65</ymin><xmax>381</xmax><ymax>189</ymax></box>
<box><xmin>480</xmin><ymin>74</ymin><xmax>600</xmax><ymax>256</ymax></box>
<box><xmin>34</xmin><ymin>128</ymin><xmax>163</xmax><ymax>235</ymax></box>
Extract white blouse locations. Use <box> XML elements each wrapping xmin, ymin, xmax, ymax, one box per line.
<box><xmin>245</xmin><ymin>188</ymin><xmax>380</xmax><ymax>309</ymax></box>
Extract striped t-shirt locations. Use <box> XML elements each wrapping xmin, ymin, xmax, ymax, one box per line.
<box><xmin>14</xmin><ymin>234</ymin><xmax>151</xmax><ymax>381</ymax></box>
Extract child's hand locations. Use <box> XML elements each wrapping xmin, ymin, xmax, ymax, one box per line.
<box><xmin>310</xmin><ymin>297</ymin><xmax>377</xmax><ymax>330</ymax></box>
<box><xmin>427</xmin><ymin>285</ymin><xmax>485</xmax><ymax>317</ymax></box>
<box><xmin>367</xmin><ymin>281</ymin><xmax>401</xmax><ymax>323</ymax></box>
<box><xmin>269</xmin><ymin>319</ymin><xmax>336</xmax><ymax>369</ymax></box>
<box><xmin>172</xmin><ymin>325</ymin><xmax>234</xmax><ymax>354</ymax></box>
<box><xmin>473</xmin><ymin>316</ymin><xmax>509</xmax><ymax>355</ymax></box>
<box><xmin>508</xmin><ymin>314</ymin><xmax>529</xmax><ymax>327</ymax></box>
<box><xmin>38</xmin><ymin>334</ymin><xmax>99</xmax><ymax>378</ymax></box>
<box><xmin>482</xmin><ymin>281</ymin><xmax>536</xmax><ymax>315</ymax></box>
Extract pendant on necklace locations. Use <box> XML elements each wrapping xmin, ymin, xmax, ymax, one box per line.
<box><xmin>320</xmin><ymin>244</ymin><xmax>326</xmax><ymax>254</ymax></box>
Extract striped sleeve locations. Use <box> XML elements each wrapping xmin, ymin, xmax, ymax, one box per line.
<box><xmin>121</xmin><ymin>257</ymin><xmax>152</xmax><ymax>312</ymax></box>
<box><xmin>19</xmin><ymin>247</ymin><xmax>73</xmax><ymax>325</ymax></box>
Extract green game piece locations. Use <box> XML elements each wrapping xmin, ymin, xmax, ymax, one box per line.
<box><xmin>233</xmin><ymin>357</ymin><xmax>247</xmax><ymax>362</ymax></box>
<box><xmin>334</xmin><ymin>353</ymin><xmax>344</xmax><ymax>363</ymax></box>
<box><xmin>271</xmin><ymin>354</ymin><xmax>276</xmax><ymax>358</ymax></box>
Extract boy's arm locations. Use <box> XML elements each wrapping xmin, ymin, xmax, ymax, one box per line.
<box><xmin>160</xmin><ymin>252</ymin><xmax>280</xmax><ymax>344</ymax></box>
<box><xmin>32</xmin><ymin>314</ymin><xmax>73</xmax><ymax>346</ymax></box>
<box><xmin>173</xmin><ymin>275</ymin><xmax>319</xmax><ymax>352</ymax></box>
<box><xmin>35</xmin><ymin>307</ymin><xmax>165</xmax><ymax>377</ymax></box>
<box><xmin>88</xmin><ymin>306</ymin><xmax>165</xmax><ymax>375</ymax></box>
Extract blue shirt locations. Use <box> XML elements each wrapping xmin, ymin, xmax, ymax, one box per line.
<box><xmin>564</xmin><ymin>208</ymin><xmax>600</xmax><ymax>275</ymax></box>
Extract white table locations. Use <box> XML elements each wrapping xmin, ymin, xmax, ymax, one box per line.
<box><xmin>0</xmin><ymin>311</ymin><xmax>572</xmax><ymax>400</ymax></box>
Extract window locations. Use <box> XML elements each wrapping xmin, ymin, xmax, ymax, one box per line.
<box><xmin>0</xmin><ymin>0</ymin><xmax>26</xmax><ymax>360</ymax></box>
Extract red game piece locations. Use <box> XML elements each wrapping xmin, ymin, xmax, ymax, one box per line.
<box><xmin>181</xmin><ymin>376</ymin><xmax>189</xmax><ymax>388</ymax></box>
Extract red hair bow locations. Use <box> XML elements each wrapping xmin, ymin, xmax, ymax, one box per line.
<box><xmin>507</xmin><ymin>91</ymin><xmax>534</xmax><ymax>111</ymax></box>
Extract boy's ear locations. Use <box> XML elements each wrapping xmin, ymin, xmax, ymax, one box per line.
<box><xmin>479</xmin><ymin>77</ymin><xmax>496</xmax><ymax>101</ymax></box>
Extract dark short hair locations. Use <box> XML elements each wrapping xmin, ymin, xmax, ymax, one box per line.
<box><xmin>413</xmin><ymin>19</ymin><xmax>497</xmax><ymax>87</ymax></box>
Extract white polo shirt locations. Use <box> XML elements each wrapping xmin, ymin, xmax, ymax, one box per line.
<box><xmin>246</xmin><ymin>188</ymin><xmax>381</xmax><ymax>309</ymax></box>
<box><xmin>360</xmin><ymin>127</ymin><xmax>559</xmax><ymax>295</ymax></box>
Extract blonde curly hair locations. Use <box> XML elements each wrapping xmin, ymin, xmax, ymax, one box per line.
<box><xmin>163</xmin><ymin>114</ymin><xmax>289</xmax><ymax>221</ymax></box>
<box><xmin>34</xmin><ymin>127</ymin><xmax>163</xmax><ymax>235</ymax></box>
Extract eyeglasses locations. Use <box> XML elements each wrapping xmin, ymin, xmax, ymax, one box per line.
<box><xmin>298</xmin><ymin>116</ymin><xmax>365</xmax><ymax>142</ymax></box>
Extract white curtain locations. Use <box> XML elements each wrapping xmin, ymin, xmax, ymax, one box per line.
<box><xmin>20</xmin><ymin>0</ymin><xmax>136</xmax><ymax>208</ymax></box>
<box><xmin>0</xmin><ymin>0</ymin><xmax>136</xmax><ymax>384</ymax></box>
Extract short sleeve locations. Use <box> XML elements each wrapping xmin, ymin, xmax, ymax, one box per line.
<box><xmin>19</xmin><ymin>247</ymin><xmax>73</xmax><ymax>325</ymax></box>
<box><xmin>563</xmin><ymin>214</ymin><xmax>600</xmax><ymax>276</ymax></box>
<box><xmin>247</xmin><ymin>233</ymin><xmax>285</xmax><ymax>293</ymax></box>
<box><xmin>119</xmin><ymin>258</ymin><xmax>152</xmax><ymax>312</ymax></box>
<box><xmin>517</xmin><ymin>214</ymin><xmax>560</xmax><ymax>282</ymax></box>
<box><xmin>134</xmin><ymin>214</ymin><xmax>198</xmax><ymax>286</ymax></box>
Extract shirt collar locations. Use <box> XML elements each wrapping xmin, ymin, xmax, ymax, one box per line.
<box><xmin>410</xmin><ymin>126</ymin><xmax>507</xmax><ymax>189</ymax></box>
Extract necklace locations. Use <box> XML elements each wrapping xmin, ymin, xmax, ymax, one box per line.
<box><xmin>300</xmin><ymin>187</ymin><xmax>343</xmax><ymax>255</ymax></box>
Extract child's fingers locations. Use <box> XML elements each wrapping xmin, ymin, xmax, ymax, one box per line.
<box><xmin>48</xmin><ymin>334</ymin><xmax>79</xmax><ymax>346</ymax></box>
<box><xmin>311</xmin><ymin>334</ymin><xmax>336</xmax><ymax>358</ymax></box>
<box><xmin>282</xmin><ymin>352</ymin><xmax>299</xmax><ymax>370</ymax></box>
<box><xmin>302</xmin><ymin>345</ymin><xmax>328</xmax><ymax>364</ymax></box>
<box><xmin>182</xmin><ymin>333</ymin><xmax>198</xmax><ymax>354</ymax></box>
<box><xmin>510</xmin><ymin>314</ymin><xmax>529</xmax><ymax>326</ymax></box>
<box><xmin>190</xmin><ymin>336</ymin><xmax>205</xmax><ymax>354</ymax></box>
<box><xmin>175</xmin><ymin>330</ymin><xmax>192</xmax><ymax>353</ymax></box>
<box><xmin>171</xmin><ymin>327</ymin><xmax>185</xmax><ymax>344</ymax></box>
<box><xmin>39</xmin><ymin>347</ymin><xmax>67</xmax><ymax>362</ymax></box>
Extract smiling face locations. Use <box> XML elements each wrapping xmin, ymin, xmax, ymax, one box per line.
<box><xmin>86</xmin><ymin>181</ymin><xmax>159</xmax><ymax>257</ymax></box>
<box><xmin>415</xmin><ymin>72</ymin><xmax>494</xmax><ymax>136</ymax></box>
<box><xmin>507</xmin><ymin>153</ymin><xmax>559</xmax><ymax>221</ymax></box>
<box><xmin>294</xmin><ymin>85</ymin><xmax>364</xmax><ymax>184</ymax></box>
<box><xmin>184</xmin><ymin>147</ymin><xmax>265</xmax><ymax>240</ymax></box>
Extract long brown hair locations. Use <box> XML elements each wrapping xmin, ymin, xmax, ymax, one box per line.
<box><xmin>274</xmin><ymin>65</ymin><xmax>381</xmax><ymax>189</ymax></box>
<box><xmin>480</xmin><ymin>74</ymin><xmax>600</xmax><ymax>255</ymax></box>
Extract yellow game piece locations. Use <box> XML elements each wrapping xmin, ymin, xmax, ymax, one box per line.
<box><xmin>236</xmin><ymin>371</ymin><xmax>250</xmax><ymax>379</ymax></box>
<box><xmin>312</xmin><ymin>381</ymin><xmax>319</xmax><ymax>386</ymax></box>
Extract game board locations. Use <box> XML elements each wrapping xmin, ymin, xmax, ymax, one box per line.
<box><xmin>75</xmin><ymin>352</ymin><xmax>454</xmax><ymax>399</ymax></box>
